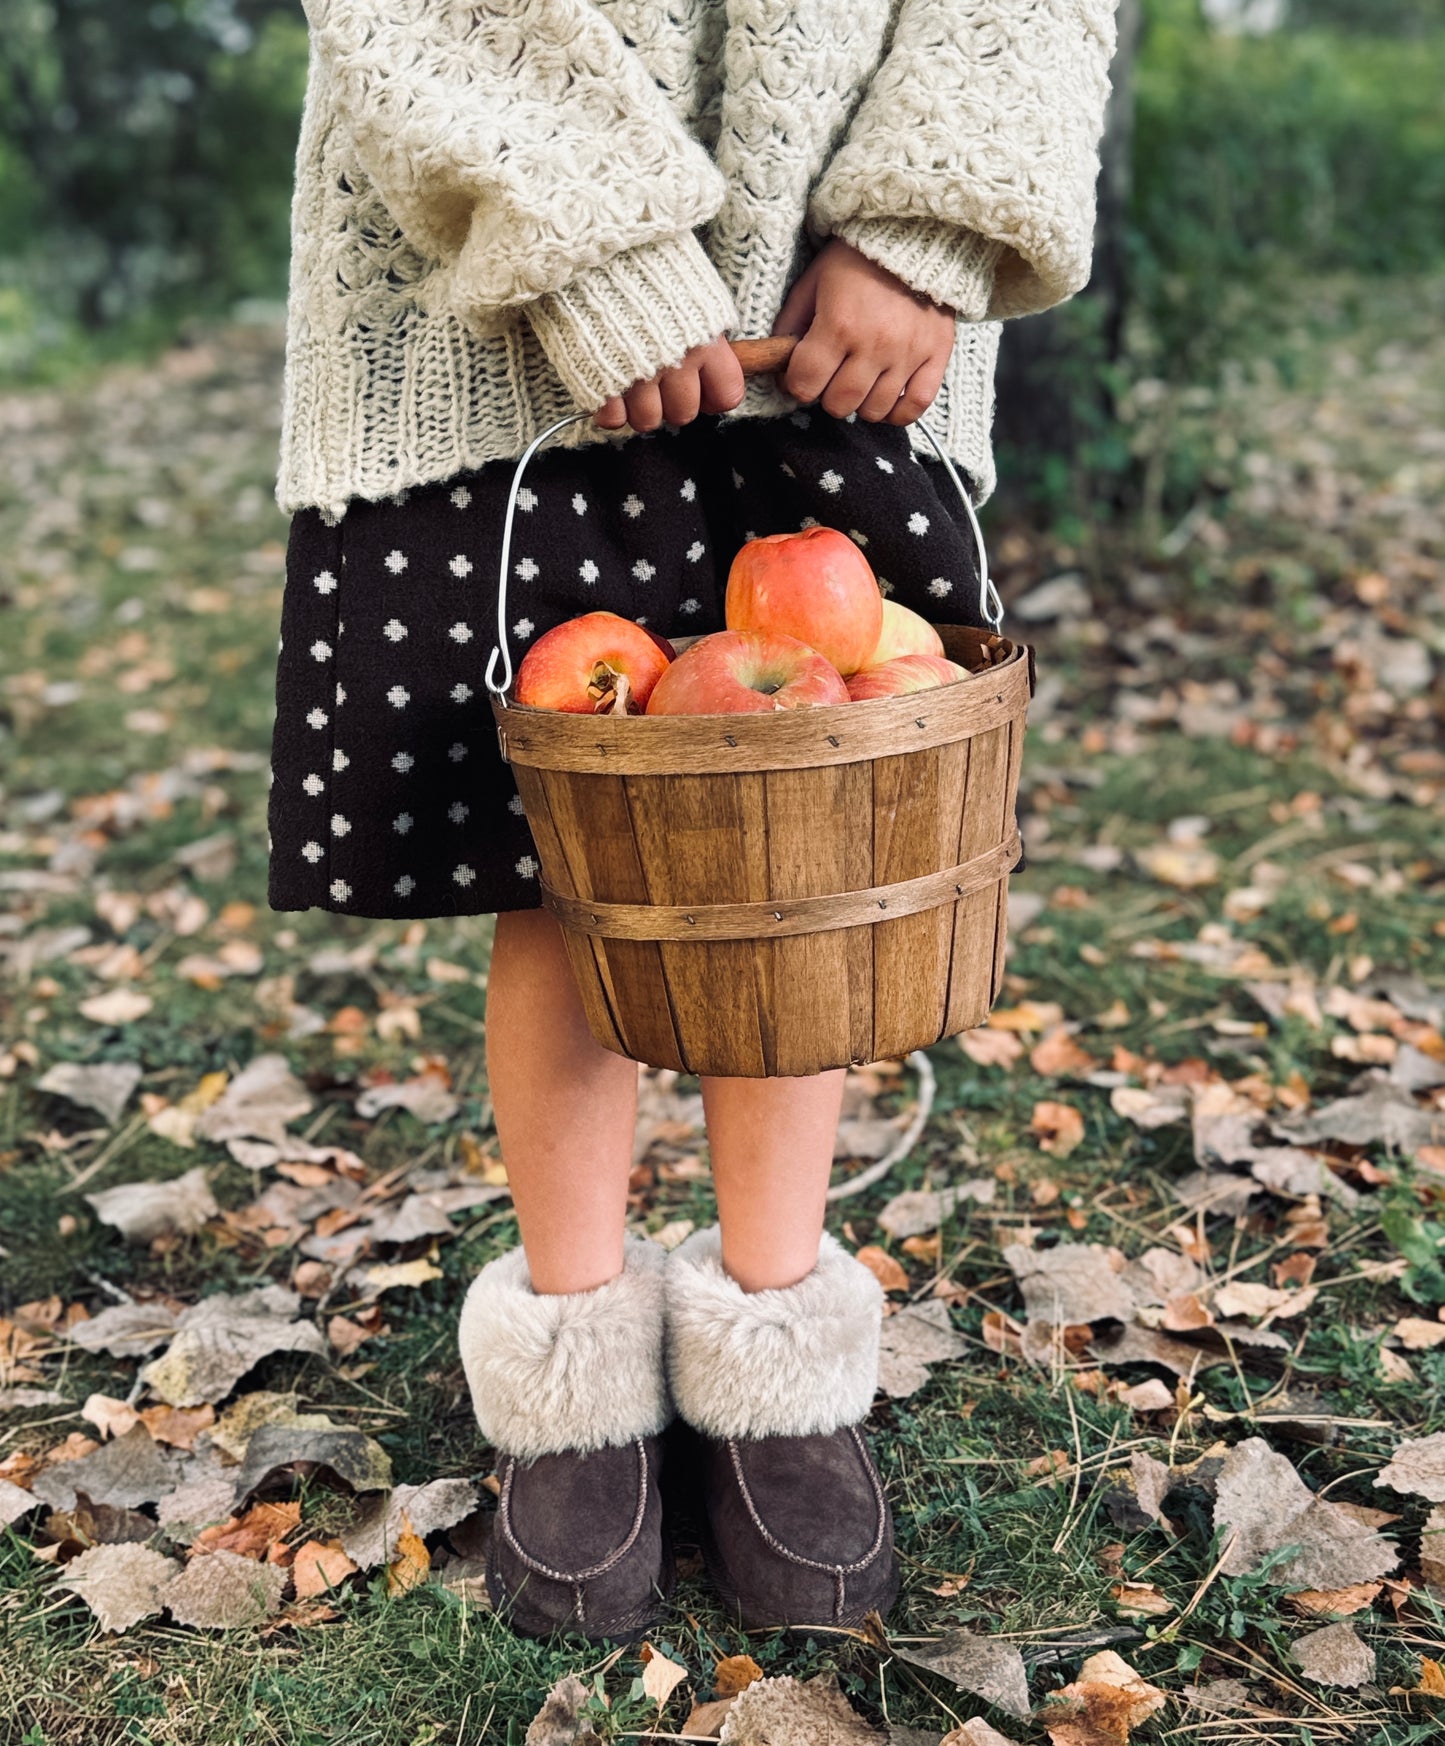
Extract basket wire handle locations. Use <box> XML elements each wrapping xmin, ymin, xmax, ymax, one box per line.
<box><xmin>485</xmin><ymin>334</ymin><xmax>1002</xmax><ymax>703</ymax></box>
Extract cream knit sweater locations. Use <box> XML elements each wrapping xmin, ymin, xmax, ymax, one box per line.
<box><xmin>279</xmin><ymin>0</ymin><xmax>1118</xmax><ymax>524</ymax></box>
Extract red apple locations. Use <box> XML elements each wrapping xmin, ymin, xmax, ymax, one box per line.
<box><xmin>645</xmin><ymin>630</ymin><xmax>849</xmax><ymax>715</ymax></box>
<box><xmin>725</xmin><ymin>527</ymin><xmax>883</xmax><ymax>676</ymax></box>
<box><xmin>845</xmin><ymin>653</ymin><xmax>969</xmax><ymax>702</ymax></box>
<box><xmin>871</xmin><ymin>599</ymin><xmax>945</xmax><ymax>663</ymax></box>
<box><xmin>515</xmin><ymin>611</ymin><xmax>674</xmax><ymax>714</ymax></box>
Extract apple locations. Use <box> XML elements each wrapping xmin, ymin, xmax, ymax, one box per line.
<box><xmin>845</xmin><ymin>653</ymin><xmax>969</xmax><ymax>702</ymax></box>
<box><xmin>725</xmin><ymin>526</ymin><xmax>883</xmax><ymax>676</ymax></box>
<box><xmin>645</xmin><ymin>630</ymin><xmax>849</xmax><ymax>715</ymax></box>
<box><xmin>871</xmin><ymin>599</ymin><xmax>944</xmax><ymax>663</ymax></box>
<box><xmin>515</xmin><ymin>611</ymin><xmax>674</xmax><ymax>714</ymax></box>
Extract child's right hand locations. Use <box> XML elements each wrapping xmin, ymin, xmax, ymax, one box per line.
<box><xmin>594</xmin><ymin>336</ymin><xmax>745</xmax><ymax>434</ymax></box>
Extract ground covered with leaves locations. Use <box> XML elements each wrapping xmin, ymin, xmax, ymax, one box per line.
<box><xmin>2</xmin><ymin>278</ymin><xmax>1444</xmax><ymax>1745</ymax></box>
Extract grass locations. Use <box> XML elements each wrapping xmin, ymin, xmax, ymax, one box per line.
<box><xmin>2</xmin><ymin>275</ymin><xmax>1445</xmax><ymax>1742</ymax></box>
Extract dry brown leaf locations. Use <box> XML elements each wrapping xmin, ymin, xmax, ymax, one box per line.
<box><xmin>56</xmin><ymin>1543</ymin><xmax>181</xmax><ymax>1633</ymax></box>
<box><xmin>856</xmin><ymin>1246</ymin><xmax>910</xmax><ymax>1293</ymax></box>
<box><xmin>81</xmin><ymin>1394</ymin><xmax>140</xmax><ymax>1440</ymax></box>
<box><xmin>524</xmin><ymin>1675</ymin><xmax>602</xmax><ymax>1746</ymax></box>
<box><xmin>1377</xmin><ymin>1432</ymin><xmax>1445</xmax><ymax>1502</ymax></box>
<box><xmin>718</xmin><ymin>1673</ymin><xmax>883</xmax><ymax>1744</ymax></box>
<box><xmin>876</xmin><ymin>1300</ymin><xmax>968</xmax><ymax>1397</ymax></box>
<box><xmin>139</xmin><ymin>1403</ymin><xmax>214</xmax><ymax>1451</ymax></box>
<box><xmin>1412</xmin><ymin>1658</ymin><xmax>1445</xmax><ymax>1697</ymax></box>
<box><xmin>197</xmin><ymin>1053</ymin><xmax>313</xmax><ymax>1148</ymax></box>
<box><xmin>887</xmin><ymin>1631</ymin><xmax>1030</xmax><ymax>1719</ymax></box>
<box><xmin>941</xmin><ymin>1723</ymin><xmax>1020</xmax><ymax>1746</ymax></box>
<box><xmin>342</xmin><ymin>1478</ymin><xmax>478</xmax><ymax>1569</ymax></box>
<box><xmin>987</xmin><ymin>1001</ymin><xmax>1065</xmax><ymax>1034</ymax></box>
<box><xmin>876</xmin><ymin>1182</ymin><xmax>995</xmax><ymax>1238</ymax></box>
<box><xmin>1215</xmin><ymin>1438</ymin><xmax>1397</xmax><ymax>1588</ymax></box>
<box><xmin>194</xmin><ymin>1499</ymin><xmax>301</xmax><ymax>1560</ymax></box>
<box><xmin>684</xmin><ymin>1697</ymin><xmax>738</xmax><ymax>1738</ymax></box>
<box><xmin>1030</xmin><ymin>1029</ymin><xmax>1100</xmax><ymax>1078</ymax></box>
<box><xmin>1030</xmin><ymin>1101</ymin><xmax>1085</xmax><ymax>1157</ymax></box>
<box><xmin>165</xmin><ymin>1547</ymin><xmax>287</xmax><ymax>1629</ymax></box>
<box><xmin>1116</xmin><ymin>1379</ymin><xmax>1174</xmax><ymax>1414</ymax></box>
<box><xmin>355</xmin><ymin>1076</ymin><xmax>459</xmax><ymax>1125</ymax></box>
<box><xmin>640</xmin><ymin>1642</ymin><xmax>690</xmax><ymax>1708</ymax></box>
<box><xmin>714</xmin><ymin>1655</ymin><xmax>765</xmax><ymax>1696</ymax></box>
<box><xmin>1292</xmin><ymin>1621</ymin><xmax>1376</xmax><ymax>1688</ymax></box>
<box><xmin>85</xmin><ymin>1166</ymin><xmax>218</xmax><ymax>1242</ymax></box>
<box><xmin>37</xmin><ymin>1061</ymin><xmax>142</xmax><ymax>1126</ymax></box>
<box><xmin>78</xmin><ymin>989</ymin><xmax>153</xmax><ymax>1025</ymax></box>
<box><xmin>1287</xmin><ymin>1582</ymin><xmax>1382</xmax><ymax>1616</ymax></box>
<box><xmin>1110</xmin><ymin>1581</ymin><xmax>1172</xmax><ymax>1617</ymax></box>
<box><xmin>1004</xmin><ymin>1243</ymin><xmax>1134</xmax><ymax>1326</ymax></box>
<box><xmin>1041</xmin><ymin>1649</ymin><xmax>1167</xmax><ymax>1746</ymax></box>
<box><xmin>1393</xmin><ymin>1318</ymin><xmax>1445</xmax><ymax>1351</ymax></box>
<box><xmin>233</xmin><ymin>1420</ymin><xmax>392</xmax><ymax>1502</ymax></box>
<box><xmin>31</xmin><ymin>1423</ymin><xmax>177</xmax><ymax>1513</ymax></box>
<box><xmin>959</xmin><ymin>1028</ymin><xmax>1024</xmax><ymax>1068</ymax></box>
<box><xmin>139</xmin><ymin>1285</ymin><xmax>327</xmax><ymax>1407</ymax></box>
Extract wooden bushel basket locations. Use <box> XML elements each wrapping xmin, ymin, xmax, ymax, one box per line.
<box><xmin>486</xmin><ymin>340</ymin><xmax>1033</xmax><ymax>1079</ymax></box>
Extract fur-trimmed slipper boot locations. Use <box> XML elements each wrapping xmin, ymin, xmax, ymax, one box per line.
<box><xmin>664</xmin><ymin>1226</ymin><xmax>899</xmax><ymax>1630</ymax></box>
<box><xmin>458</xmin><ymin>1234</ymin><xmax>674</xmax><ymax>1642</ymax></box>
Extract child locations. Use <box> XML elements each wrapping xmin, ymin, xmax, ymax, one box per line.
<box><xmin>273</xmin><ymin>0</ymin><xmax>1117</xmax><ymax>1641</ymax></box>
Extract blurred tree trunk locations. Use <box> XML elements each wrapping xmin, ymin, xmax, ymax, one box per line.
<box><xmin>993</xmin><ymin>0</ymin><xmax>1142</xmax><ymax>455</ymax></box>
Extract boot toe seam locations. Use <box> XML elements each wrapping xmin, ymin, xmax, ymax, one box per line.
<box><xmin>725</xmin><ymin>1426</ymin><xmax>887</xmax><ymax>1576</ymax></box>
<box><xmin>497</xmin><ymin>1437</ymin><xmax>652</xmax><ymax>1584</ymax></box>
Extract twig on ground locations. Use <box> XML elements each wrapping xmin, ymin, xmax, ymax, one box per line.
<box><xmin>826</xmin><ymin>1050</ymin><xmax>936</xmax><ymax>1202</ymax></box>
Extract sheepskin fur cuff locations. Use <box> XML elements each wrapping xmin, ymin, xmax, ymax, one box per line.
<box><xmin>458</xmin><ymin>1235</ymin><xmax>671</xmax><ymax>1463</ymax></box>
<box><xmin>665</xmin><ymin>1226</ymin><xmax>883</xmax><ymax>1440</ymax></box>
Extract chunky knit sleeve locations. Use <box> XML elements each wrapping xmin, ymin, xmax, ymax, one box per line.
<box><xmin>303</xmin><ymin>0</ymin><xmax>737</xmax><ymax>403</ymax></box>
<box><xmin>809</xmin><ymin>0</ymin><xmax>1118</xmax><ymax>321</ymax></box>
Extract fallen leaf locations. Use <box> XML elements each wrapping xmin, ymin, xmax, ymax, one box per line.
<box><xmin>714</xmin><ymin>1655</ymin><xmax>765</xmax><ymax>1697</ymax></box>
<box><xmin>56</xmin><ymin>1543</ymin><xmax>181</xmax><ymax>1633</ymax></box>
<box><xmin>385</xmin><ymin>1517</ymin><xmax>430</xmax><ymax>1594</ymax></box>
<box><xmin>81</xmin><ymin>1394</ymin><xmax>140</xmax><ymax>1440</ymax></box>
<box><xmin>718</xmin><ymin>1672</ymin><xmax>884</xmax><ymax>1743</ymax></box>
<box><xmin>1110</xmin><ymin>1085</ymin><xmax>1190</xmax><ymax>1130</ymax></box>
<box><xmin>78</xmin><ymin>989</ymin><xmax>153</xmax><ymax>1026</ymax></box>
<box><xmin>194</xmin><ymin>1499</ymin><xmax>301</xmax><ymax>1560</ymax></box>
<box><xmin>684</xmin><ymin>1697</ymin><xmax>738</xmax><ymax>1738</ymax></box>
<box><xmin>1275</xmin><ymin>1080</ymin><xmax>1440</xmax><ymax>1154</ymax></box>
<box><xmin>1041</xmin><ymin>1649</ymin><xmax>1166</xmax><ymax>1746</ymax></box>
<box><xmin>888</xmin><ymin>1631</ymin><xmax>1030</xmax><ymax>1720</ymax></box>
<box><xmin>196</xmin><ymin>1054</ymin><xmax>313</xmax><ymax>1149</ymax></box>
<box><xmin>941</xmin><ymin>1724</ymin><xmax>1020</xmax><ymax>1746</ymax></box>
<box><xmin>876</xmin><ymin>1300</ymin><xmax>968</xmax><ymax>1397</ymax></box>
<box><xmin>1182</xmin><ymin>1680</ymin><xmax>1250</xmax><ymax>1714</ymax></box>
<box><xmin>1412</xmin><ymin>1658</ymin><xmax>1445</xmax><ymax>1697</ymax></box>
<box><xmin>355</xmin><ymin>1077</ymin><xmax>459</xmax><ymax>1125</ymax></box>
<box><xmin>164</xmin><ymin>1547</ymin><xmax>287</xmax><ymax>1629</ymax></box>
<box><xmin>1215</xmin><ymin>1438</ymin><xmax>1397</xmax><ymax>1588</ymax></box>
<box><xmin>1376</xmin><ymin>1432</ymin><xmax>1445</xmax><ymax>1502</ymax></box>
<box><xmin>1292</xmin><ymin>1621</ymin><xmax>1375</xmax><ymax>1688</ymax></box>
<box><xmin>31</xmin><ymin>1423</ymin><xmax>178</xmax><ymax>1513</ymax></box>
<box><xmin>1393</xmin><ymin>1318</ymin><xmax>1445</xmax><ymax>1351</ymax></box>
<box><xmin>525</xmin><ymin>1674</ymin><xmax>602</xmax><ymax>1746</ymax></box>
<box><xmin>67</xmin><ymin>1300</ymin><xmax>180</xmax><ymax>1358</ymax></box>
<box><xmin>341</xmin><ymin>1478</ymin><xmax>479</xmax><ymax>1569</ymax></box>
<box><xmin>857</xmin><ymin>1246</ymin><xmax>910</xmax><ymax>1292</ymax></box>
<box><xmin>1030</xmin><ymin>1029</ymin><xmax>1100</xmax><ymax>1078</ymax></box>
<box><xmin>1030</xmin><ymin>1101</ymin><xmax>1085</xmax><ymax>1157</ymax></box>
<box><xmin>139</xmin><ymin>1286</ymin><xmax>328</xmax><ymax>1407</ymax></box>
<box><xmin>1136</xmin><ymin>843</ymin><xmax>1219</xmax><ymax>888</ymax></box>
<box><xmin>1288</xmin><ymin>1582</ymin><xmax>1382</xmax><ymax>1616</ymax></box>
<box><xmin>876</xmin><ymin>1182</ymin><xmax>995</xmax><ymax>1238</ymax></box>
<box><xmin>1116</xmin><ymin>1379</ymin><xmax>1174</xmax><ymax>1414</ymax></box>
<box><xmin>290</xmin><ymin>1539</ymin><xmax>359</xmax><ymax>1601</ymax></box>
<box><xmin>1110</xmin><ymin>1581</ymin><xmax>1172</xmax><ymax>1617</ymax></box>
<box><xmin>1004</xmin><ymin>1243</ymin><xmax>1135</xmax><ymax>1326</ymax></box>
<box><xmin>641</xmin><ymin>1643</ymin><xmax>690</xmax><ymax>1707</ymax></box>
<box><xmin>233</xmin><ymin>1421</ymin><xmax>392</xmax><ymax>1503</ymax></box>
<box><xmin>351</xmin><ymin>1257</ymin><xmax>444</xmax><ymax>1296</ymax></box>
<box><xmin>959</xmin><ymin>1029</ymin><xmax>1024</xmax><ymax>1069</ymax></box>
<box><xmin>85</xmin><ymin>1165</ymin><xmax>218</xmax><ymax>1242</ymax></box>
<box><xmin>0</xmin><ymin>1479</ymin><xmax>41</xmax><ymax>1526</ymax></box>
<box><xmin>37</xmin><ymin>1061</ymin><xmax>142</xmax><ymax>1126</ymax></box>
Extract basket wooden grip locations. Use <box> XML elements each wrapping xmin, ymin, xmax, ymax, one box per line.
<box><xmin>730</xmin><ymin>335</ymin><xmax>799</xmax><ymax>378</ymax></box>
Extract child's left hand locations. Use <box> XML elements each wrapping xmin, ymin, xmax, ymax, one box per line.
<box><xmin>772</xmin><ymin>239</ymin><xmax>955</xmax><ymax>426</ymax></box>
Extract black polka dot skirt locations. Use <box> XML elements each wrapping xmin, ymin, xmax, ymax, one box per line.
<box><xmin>268</xmin><ymin>412</ymin><xmax>987</xmax><ymax>919</ymax></box>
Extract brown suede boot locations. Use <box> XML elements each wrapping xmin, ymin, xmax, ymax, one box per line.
<box><xmin>458</xmin><ymin>1235</ymin><xmax>674</xmax><ymax>1642</ymax></box>
<box><xmin>664</xmin><ymin>1227</ymin><xmax>899</xmax><ymax>1630</ymax></box>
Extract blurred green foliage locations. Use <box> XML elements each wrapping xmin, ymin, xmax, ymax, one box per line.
<box><xmin>1131</xmin><ymin>0</ymin><xmax>1445</xmax><ymax>383</ymax></box>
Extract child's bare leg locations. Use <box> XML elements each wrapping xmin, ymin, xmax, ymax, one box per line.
<box><xmin>702</xmin><ymin>1070</ymin><xmax>846</xmax><ymax>1291</ymax></box>
<box><xmin>486</xmin><ymin>909</ymin><xmax>637</xmax><ymax>1294</ymax></box>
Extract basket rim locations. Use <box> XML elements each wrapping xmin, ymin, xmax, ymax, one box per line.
<box><xmin>495</xmin><ymin>632</ymin><xmax>1030</xmax><ymax>777</ymax></box>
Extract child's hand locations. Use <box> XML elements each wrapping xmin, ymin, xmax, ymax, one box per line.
<box><xmin>594</xmin><ymin>336</ymin><xmax>745</xmax><ymax>433</ymax></box>
<box><xmin>773</xmin><ymin>240</ymin><xmax>955</xmax><ymax>425</ymax></box>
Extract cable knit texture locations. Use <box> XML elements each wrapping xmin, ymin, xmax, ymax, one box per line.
<box><xmin>458</xmin><ymin>1234</ymin><xmax>671</xmax><ymax>1461</ymax></box>
<box><xmin>665</xmin><ymin>1226</ymin><xmax>884</xmax><ymax>1440</ymax></box>
<box><xmin>280</xmin><ymin>0</ymin><xmax>1118</xmax><ymax>522</ymax></box>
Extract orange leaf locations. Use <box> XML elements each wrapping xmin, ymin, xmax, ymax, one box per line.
<box><xmin>292</xmin><ymin>1538</ymin><xmax>359</xmax><ymax>1600</ymax></box>
<box><xmin>856</xmin><ymin>1246</ymin><xmax>909</xmax><ymax>1293</ymax></box>
<box><xmin>1287</xmin><ymin>1583</ymin><xmax>1381</xmax><ymax>1617</ymax></box>
<box><xmin>385</xmin><ymin>1516</ymin><xmax>430</xmax><ymax>1594</ymax></box>
<box><xmin>1030</xmin><ymin>1101</ymin><xmax>1085</xmax><ymax>1157</ymax></box>
<box><xmin>713</xmin><ymin>1655</ymin><xmax>764</xmax><ymax>1696</ymax></box>
<box><xmin>1415</xmin><ymin>1657</ymin><xmax>1445</xmax><ymax>1697</ymax></box>
<box><xmin>959</xmin><ymin>1028</ymin><xmax>1024</xmax><ymax>1068</ymax></box>
<box><xmin>194</xmin><ymin>1499</ymin><xmax>301</xmax><ymax>1561</ymax></box>
<box><xmin>1030</xmin><ymin>1028</ymin><xmax>1100</xmax><ymax>1078</ymax></box>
